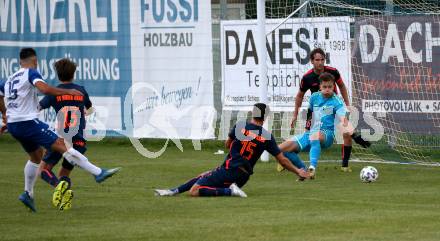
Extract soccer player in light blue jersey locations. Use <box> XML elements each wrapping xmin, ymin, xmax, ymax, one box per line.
<box><xmin>279</xmin><ymin>72</ymin><xmax>353</xmax><ymax>179</ymax></box>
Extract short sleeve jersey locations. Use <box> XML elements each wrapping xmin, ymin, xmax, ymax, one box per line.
<box><xmin>39</xmin><ymin>83</ymin><xmax>92</xmax><ymax>140</ymax></box>
<box><xmin>3</xmin><ymin>68</ymin><xmax>45</xmax><ymax>123</ymax></box>
<box><xmin>308</xmin><ymin>92</ymin><xmax>347</xmax><ymax>131</ymax></box>
<box><xmin>222</xmin><ymin>121</ymin><xmax>281</xmax><ymax>174</ymax></box>
<box><xmin>300</xmin><ymin>66</ymin><xmax>343</xmax><ymax>94</ymax></box>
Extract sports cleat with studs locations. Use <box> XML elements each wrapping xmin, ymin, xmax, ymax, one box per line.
<box><xmin>53</xmin><ymin>180</ymin><xmax>69</xmax><ymax>208</ymax></box>
<box><xmin>59</xmin><ymin>189</ymin><xmax>74</xmax><ymax>211</ymax></box>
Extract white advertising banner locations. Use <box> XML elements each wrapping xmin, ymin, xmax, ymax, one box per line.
<box><xmin>221</xmin><ymin>17</ymin><xmax>352</xmax><ymax>111</ymax></box>
<box><xmin>129</xmin><ymin>0</ymin><xmax>215</xmax><ymax>139</ymax></box>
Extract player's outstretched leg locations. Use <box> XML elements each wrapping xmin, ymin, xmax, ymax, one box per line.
<box><xmin>95</xmin><ymin>168</ymin><xmax>121</xmax><ymax>183</ymax></box>
<box><xmin>189</xmin><ymin>184</ymin><xmax>247</xmax><ymax>198</ymax></box>
<box><xmin>154</xmin><ymin>171</ymin><xmax>209</xmax><ymax>196</ymax></box>
<box><xmin>51</xmin><ymin>139</ymin><xmax>121</xmax><ymax>183</ymax></box>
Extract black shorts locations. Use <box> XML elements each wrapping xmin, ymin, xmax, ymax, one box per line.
<box><xmin>196</xmin><ymin>166</ymin><xmax>250</xmax><ymax>188</ymax></box>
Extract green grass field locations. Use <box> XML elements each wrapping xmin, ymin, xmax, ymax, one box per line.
<box><xmin>1</xmin><ymin>136</ymin><xmax>439</xmax><ymax>241</ymax></box>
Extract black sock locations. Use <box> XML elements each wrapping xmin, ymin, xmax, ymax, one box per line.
<box><xmin>342</xmin><ymin>145</ymin><xmax>352</xmax><ymax>167</ymax></box>
<box><xmin>60</xmin><ymin>176</ymin><xmax>72</xmax><ymax>189</ymax></box>
<box><xmin>173</xmin><ymin>177</ymin><xmax>200</xmax><ymax>194</ymax></box>
<box><xmin>198</xmin><ymin>187</ymin><xmax>232</xmax><ymax>197</ymax></box>
<box><xmin>351</xmin><ymin>132</ymin><xmax>371</xmax><ymax>148</ymax></box>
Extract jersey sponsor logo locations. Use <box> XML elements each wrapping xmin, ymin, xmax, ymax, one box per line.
<box><xmin>240</xmin><ymin>128</ymin><xmax>266</xmax><ymax>143</ymax></box>
<box><xmin>56</xmin><ymin>95</ymin><xmax>84</xmax><ymax>102</ymax></box>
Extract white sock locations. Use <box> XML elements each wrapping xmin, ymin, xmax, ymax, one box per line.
<box><xmin>63</xmin><ymin>148</ymin><xmax>101</xmax><ymax>176</ymax></box>
<box><xmin>24</xmin><ymin>160</ymin><xmax>39</xmax><ymax>198</ymax></box>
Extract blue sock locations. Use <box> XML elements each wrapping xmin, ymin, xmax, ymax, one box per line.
<box><xmin>310</xmin><ymin>140</ymin><xmax>321</xmax><ymax>168</ymax></box>
<box><xmin>41</xmin><ymin>169</ymin><xmax>59</xmax><ymax>187</ymax></box>
<box><xmin>283</xmin><ymin>152</ymin><xmax>306</xmax><ymax>169</ymax></box>
<box><xmin>172</xmin><ymin>177</ymin><xmax>200</xmax><ymax>194</ymax></box>
<box><xmin>198</xmin><ymin>187</ymin><xmax>232</xmax><ymax>196</ymax></box>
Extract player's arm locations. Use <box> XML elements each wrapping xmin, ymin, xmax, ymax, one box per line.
<box><xmin>335</xmin><ymin>102</ymin><xmax>352</xmax><ymax>134</ymax></box>
<box><xmin>225</xmin><ymin>124</ymin><xmax>237</xmax><ymax>149</ymax></box>
<box><xmin>335</xmin><ymin>77</ymin><xmax>350</xmax><ymax>107</ymax></box>
<box><xmin>275</xmin><ymin>153</ymin><xmax>309</xmax><ymax>178</ymax></box>
<box><xmin>291</xmin><ymin>90</ymin><xmax>306</xmax><ymax>128</ymax></box>
<box><xmin>38</xmin><ymin>96</ymin><xmax>51</xmax><ymax>111</ymax></box>
<box><xmin>83</xmin><ymin>87</ymin><xmax>95</xmax><ymax>116</ymax></box>
<box><xmin>225</xmin><ymin>137</ymin><xmax>233</xmax><ymax>149</ymax></box>
<box><xmin>35</xmin><ymin>81</ymin><xmax>83</xmax><ymax>96</ymax></box>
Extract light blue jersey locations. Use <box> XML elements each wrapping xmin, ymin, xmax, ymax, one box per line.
<box><xmin>287</xmin><ymin>92</ymin><xmax>347</xmax><ymax>170</ymax></box>
<box><xmin>309</xmin><ymin>92</ymin><xmax>346</xmax><ymax>132</ymax></box>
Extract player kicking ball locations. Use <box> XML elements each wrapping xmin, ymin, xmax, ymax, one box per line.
<box><xmin>38</xmin><ymin>58</ymin><xmax>102</xmax><ymax>210</ymax></box>
<box><xmin>154</xmin><ymin>103</ymin><xmax>310</xmax><ymax>197</ymax></box>
<box><xmin>0</xmin><ymin>48</ymin><xmax>120</xmax><ymax>212</ymax></box>
<box><xmin>278</xmin><ymin>72</ymin><xmax>355</xmax><ymax>179</ymax></box>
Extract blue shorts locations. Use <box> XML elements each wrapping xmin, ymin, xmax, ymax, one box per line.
<box><xmin>7</xmin><ymin>119</ymin><xmax>58</xmax><ymax>153</ymax></box>
<box><xmin>291</xmin><ymin>130</ymin><xmax>334</xmax><ymax>152</ymax></box>
<box><xmin>196</xmin><ymin>166</ymin><xmax>250</xmax><ymax>188</ymax></box>
<box><xmin>43</xmin><ymin>139</ymin><xmax>87</xmax><ymax>169</ymax></box>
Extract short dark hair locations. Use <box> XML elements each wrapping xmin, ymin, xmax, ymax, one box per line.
<box><xmin>319</xmin><ymin>72</ymin><xmax>335</xmax><ymax>84</ymax></box>
<box><xmin>54</xmin><ymin>58</ymin><xmax>77</xmax><ymax>82</ymax></box>
<box><xmin>310</xmin><ymin>48</ymin><xmax>326</xmax><ymax>60</ymax></box>
<box><xmin>252</xmin><ymin>103</ymin><xmax>269</xmax><ymax>121</ymax></box>
<box><xmin>19</xmin><ymin>48</ymin><xmax>37</xmax><ymax>60</ymax></box>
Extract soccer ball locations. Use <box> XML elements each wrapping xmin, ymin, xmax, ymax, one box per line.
<box><xmin>360</xmin><ymin>166</ymin><xmax>379</xmax><ymax>183</ymax></box>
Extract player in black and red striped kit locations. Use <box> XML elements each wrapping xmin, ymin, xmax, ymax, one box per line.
<box><xmin>288</xmin><ymin>48</ymin><xmax>370</xmax><ymax>172</ymax></box>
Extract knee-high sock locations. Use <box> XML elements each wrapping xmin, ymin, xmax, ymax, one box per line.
<box><xmin>283</xmin><ymin>152</ymin><xmax>306</xmax><ymax>169</ymax></box>
<box><xmin>198</xmin><ymin>186</ymin><xmax>232</xmax><ymax>196</ymax></box>
<box><xmin>62</xmin><ymin>148</ymin><xmax>101</xmax><ymax>176</ymax></box>
<box><xmin>309</xmin><ymin>140</ymin><xmax>321</xmax><ymax>169</ymax></box>
<box><xmin>342</xmin><ymin>145</ymin><xmax>352</xmax><ymax>167</ymax></box>
<box><xmin>172</xmin><ymin>176</ymin><xmax>200</xmax><ymax>194</ymax></box>
<box><xmin>24</xmin><ymin>160</ymin><xmax>39</xmax><ymax>198</ymax></box>
<box><xmin>40</xmin><ymin>169</ymin><xmax>59</xmax><ymax>187</ymax></box>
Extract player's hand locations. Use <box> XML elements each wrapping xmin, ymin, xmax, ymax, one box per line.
<box><xmin>67</xmin><ymin>89</ymin><xmax>83</xmax><ymax>96</ymax></box>
<box><xmin>297</xmin><ymin>169</ymin><xmax>309</xmax><ymax>179</ymax></box>
<box><xmin>290</xmin><ymin>117</ymin><xmax>297</xmax><ymax>128</ymax></box>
